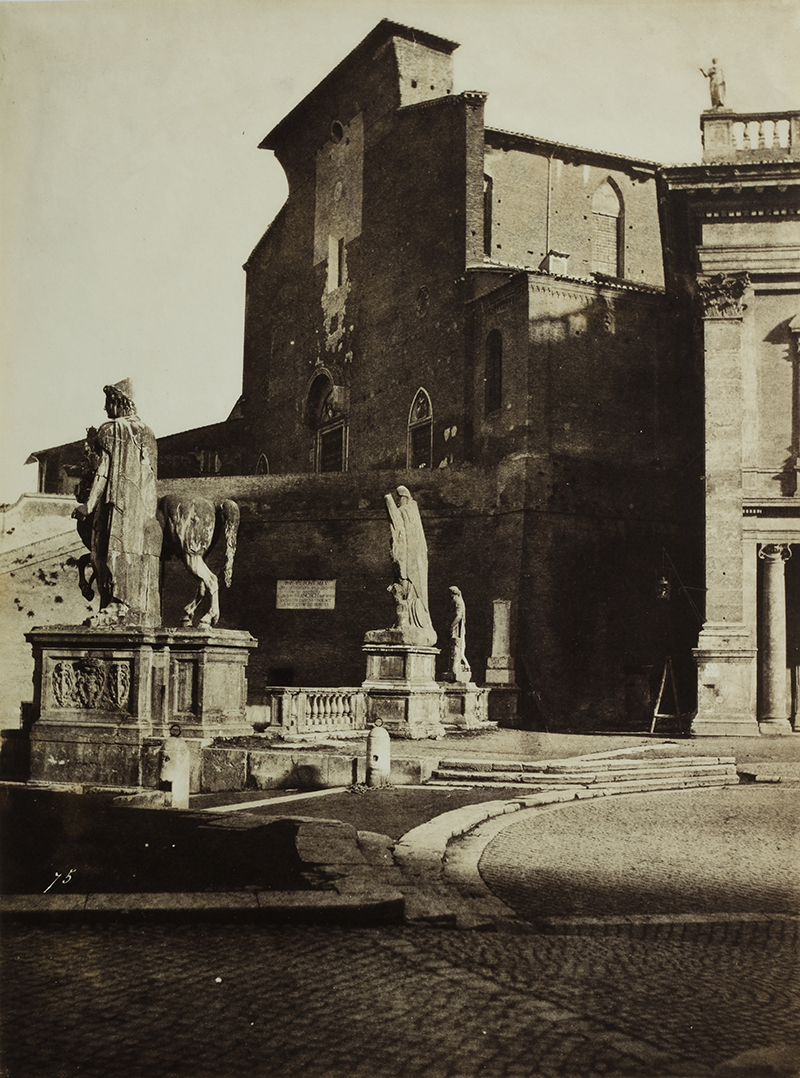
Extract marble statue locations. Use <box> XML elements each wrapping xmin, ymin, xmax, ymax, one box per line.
<box><xmin>383</xmin><ymin>486</ymin><xmax>436</xmax><ymax>646</ymax></box>
<box><xmin>445</xmin><ymin>586</ymin><xmax>472</xmax><ymax>683</ymax></box>
<box><xmin>73</xmin><ymin>379</ymin><xmax>161</xmax><ymax>626</ymax></box>
<box><xmin>700</xmin><ymin>60</ymin><xmax>725</xmax><ymax>108</ymax></box>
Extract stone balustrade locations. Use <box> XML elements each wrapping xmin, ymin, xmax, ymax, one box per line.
<box><xmin>266</xmin><ymin>687</ymin><xmax>366</xmax><ymax>735</ymax></box>
<box><xmin>701</xmin><ymin>110</ymin><xmax>800</xmax><ymax>163</ymax></box>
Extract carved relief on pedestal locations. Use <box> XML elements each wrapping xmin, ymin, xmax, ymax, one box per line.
<box><xmin>52</xmin><ymin>657</ymin><xmax>131</xmax><ymax>711</ymax></box>
<box><xmin>697</xmin><ymin>272</ymin><xmax>750</xmax><ymax>318</ymax></box>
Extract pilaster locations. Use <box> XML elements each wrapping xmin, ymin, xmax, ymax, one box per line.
<box><xmin>693</xmin><ymin>273</ymin><xmax>759</xmax><ymax>735</ymax></box>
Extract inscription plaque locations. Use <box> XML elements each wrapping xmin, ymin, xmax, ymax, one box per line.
<box><xmin>276</xmin><ymin>580</ymin><xmax>336</xmax><ymax>610</ymax></box>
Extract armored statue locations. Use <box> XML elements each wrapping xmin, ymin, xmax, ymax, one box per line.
<box><xmin>73</xmin><ymin>379</ymin><xmax>161</xmax><ymax>626</ymax></box>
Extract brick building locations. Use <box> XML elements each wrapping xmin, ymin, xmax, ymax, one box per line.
<box><xmin>26</xmin><ymin>21</ymin><xmax>800</xmax><ymax>735</ymax></box>
<box><xmin>222</xmin><ymin>19</ymin><xmax>701</xmax><ymax>729</ymax></box>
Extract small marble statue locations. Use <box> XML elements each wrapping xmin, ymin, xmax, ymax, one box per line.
<box><xmin>383</xmin><ymin>486</ymin><xmax>437</xmax><ymax>646</ymax></box>
<box><xmin>72</xmin><ymin>379</ymin><xmax>161</xmax><ymax>626</ymax></box>
<box><xmin>445</xmin><ymin>586</ymin><xmax>472</xmax><ymax>683</ymax></box>
<box><xmin>700</xmin><ymin>59</ymin><xmax>725</xmax><ymax>108</ymax></box>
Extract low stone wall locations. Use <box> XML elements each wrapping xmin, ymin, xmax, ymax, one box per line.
<box><xmin>140</xmin><ymin>738</ymin><xmax>435</xmax><ymax>794</ymax></box>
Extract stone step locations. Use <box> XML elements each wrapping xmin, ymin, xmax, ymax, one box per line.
<box><xmin>436</xmin><ymin>755</ymin><xmax>735</xmax><ymax>773</ymax></box>
<box><xmin>431</xmin><ymin>762</ymin><xmax>738</xmax><ymax>786</ymax></box>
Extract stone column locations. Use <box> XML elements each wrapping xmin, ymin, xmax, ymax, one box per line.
<box><xmin>693</xmin><ymin>273</ymin><xmax>759</xmax><ymax>736</ymax></box>
<box><xmin>758</xmin><ymin>544</ymin><xmax>793</xmax><ymax>735</ymax></box>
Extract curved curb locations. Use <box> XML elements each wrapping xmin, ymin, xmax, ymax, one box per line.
<box><xmin>394</xmin><ymin>774</ymin><xmax>737</xmax><ymax>877</ymax></box>
<box><xmin>394</xmin><ymin>779</ymin><xmax>798</xmax><ymax>935</ymax></box>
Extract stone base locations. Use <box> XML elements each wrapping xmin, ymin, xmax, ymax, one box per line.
<box><xmin>486</xmin><ymin>684</ymin><xmax>520</xmax><ymax>727</ymax></box>
<box><xmin>757</xmin><ymin>717</ymin><xmax>795</xmax><ymax>737</ymax></box>
<box><xmin>440</xmin><ymin>683</ymin><xmax>490</xmax><ymax>728</ymax></box>
<box><xmin>362</xmin><ymin>642</ymin><xmax>443</xmax><ymax>739</ymax></box>
<box><xmin>25</xmin><ymin>625</ymin><xmax>257</xmax><ymax>787</ymax></box>
<box><xmin>692</xmin><ymin>625</ymin><xmax>759</xmax><ymax>737</ymax></box>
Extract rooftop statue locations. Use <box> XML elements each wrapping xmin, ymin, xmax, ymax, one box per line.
<box><xmin>700</xmin><ymin>59</ymin><xmax>726</xmax><ymax>108</ymax></box>
<box><xmin>73</xmin><ymin>380</ymin><xmax>162</xmax><ymax>626</ymax></box>
<box><xmin>383</xmin><ymin>486</ymin><xmax>437</xmax><ymax>646</ymax></box>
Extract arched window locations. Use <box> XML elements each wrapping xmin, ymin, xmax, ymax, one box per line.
<box><xmin>591</xmin><ymin>179</ymin><xmax>623</xmax><ymax>277</ymax></box>
<box><xmin>306</xmin><ymin>371</ymin><xmax>348</xmax><ymax>473</ymax></box>
<box><xmin>255</xmin><ymin>454</ymin><xmax>269</xmax><ymax>475</ymax></box>
<box><xmin>407</xmin><ymin>388</ymin><xmax>433</xmax><ymax>469</ymax></box>
<box><xmin>485</xmin><ymin>329</ymin><xmax>503</xmax><ymax>414</ymax></box>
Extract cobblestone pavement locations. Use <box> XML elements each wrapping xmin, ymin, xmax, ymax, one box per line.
<box><xmin>478</xmin><ymin>786</ymin><xmax>800</xmax><ymax>919</ymax></box>
<box><xmin>2</xmin><ymin>921</ymin><xmax>798</xmax><ymax>1078</ymax></box>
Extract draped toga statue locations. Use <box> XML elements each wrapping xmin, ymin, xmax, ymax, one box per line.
<box><xmin>700</xmin><ymin>59</ymin><xmax>725</xmax><ymax>108</ymax></box>
<box><xmin>444</xmin><ymin>586</ymin><xmax>472</xmax><ymax>683</ymax></box>
<box><xmin>72</xmin><ymin>379</ymin><xmax>162</xmax><ymax>626</ymax></box>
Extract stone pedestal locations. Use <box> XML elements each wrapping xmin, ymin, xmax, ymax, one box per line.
<box><xmin>25</xmin><ymin>626</ymin><xmax>257</xmax><ymax>787</ymax></box>
<box><xmin>692</xmin><ymin>624</ymin><xmax>759</xmax><ymax>737</ymax></box>
<box><xmin>362</xmin><ymin>642</ymin><xmax>444</xmax><ymax>739</ymax></box>
<box><xmin>440</xmin><ymin>682</ymin><xmax>490</xmax><ymax>728</ymax></box>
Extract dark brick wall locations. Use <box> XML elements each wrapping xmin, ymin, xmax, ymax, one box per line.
<box><xmin>158</xmin><ymin>466</ymin><xmax>700</xmax><ymax>731</ymax></box>
<box><xmin>243</xmin><ymin>92</ymin><xmax>482</xmax><ymax>477</ymax></box>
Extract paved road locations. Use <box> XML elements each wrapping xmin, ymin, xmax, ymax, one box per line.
<box><xmin>478</xmin><ymin>786</ymin><xmax>800</xmax><ymax>919</ymax></box>
<box><xmin>2</xmin><ymin>920</ymin><xmax>798</xmax><ymax>1078</ymax></box>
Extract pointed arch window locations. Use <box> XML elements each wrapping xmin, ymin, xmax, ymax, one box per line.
<box><xmin>307</xmin><ymin>371</ymin><xmax>349</xmax><ymax>473</ymax></box>
<box><xmin>407</xmin><ymin>388</ymin><xmax>433</xmax><ymax>469</ymax></box>
<box><xmin>255</xmin><ymin>454</ymin><xmax>270</xmax><ymax>475</ymax></box>
<box><xmin>485</xmin><ymin>329</ymin><xmax>503</xmax><ymax>414</ymax></box>
<box><xmin>591</xmin><ymin>179</ymin><xmax>624</xmax><ymax>277</ymax></box>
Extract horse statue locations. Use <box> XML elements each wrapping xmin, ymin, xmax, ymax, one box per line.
<box><xmin>158</xmin><ymin>493</ymin><xmax>239</xmax><ymax>628</ymax></box>
<box><xmin>74</xmin><ymin>433</ymin><xmax>239</xmax><ymax>628</ymax></box>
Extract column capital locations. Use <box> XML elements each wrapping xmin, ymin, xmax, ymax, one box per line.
<box><xmin>697</xmin><ymin>272</ymin><xmax>750</xmax><ymax>318</ymax></box>
<box><xmin>758</xmin><ymin>543</ymin><xmax>791</xmax><ymax>563</ymax></box>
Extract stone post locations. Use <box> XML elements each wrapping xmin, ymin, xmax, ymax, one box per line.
<box><xmin>484</xmin><ymin>599</ymin><xmax>518</xmax><ymax>726</ymax></box>
<box><xmin>692</xmin><ymin>273</ymin><xmax>759</xmax><ymax>736</ymax></box>
<box><xmin>758</xmin><ymin>544</ymin><xmax>793</xmax><ymax>735</ymax></box>
<box><xmin>485</xmin><ymin>600</ymin><xmax>513</xmax><ymax>684</ymax></box>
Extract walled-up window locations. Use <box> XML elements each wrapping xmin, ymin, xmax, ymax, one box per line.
<box><xmin>407</xmin><ymin>389</ymin><xmax>433</xmax><ymax>469</ymax></box>
<box><xmin>327</xmin><ymin>235</ymin><xmax>345</xmax><ymax>292</ymax></box>
<box><xmin>485</xmin><ymin>329</ymin><xmax>503</xmax><ymax>414</ymax></box>
<box><xmin>591</xmin><ymin>179</ymin><xmax>623</xmax><ymax>277</ymax></box>
<box><xmin>483</xmin><ymin>175</ymin><xmax>493</xmax><ymax>256</ymax></box>
<box><xmin>307</xmin><ymin>371</ymin><xmax>348</xmax><ymax>473</ymax></box>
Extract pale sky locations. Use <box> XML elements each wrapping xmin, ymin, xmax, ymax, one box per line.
<box><xmin>1</xmin><ymin>0</ymin><xmax>798</xmax><ymax>503</ymax></box>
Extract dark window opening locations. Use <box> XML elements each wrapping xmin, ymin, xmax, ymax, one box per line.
<box><xmin>408</xmin><ymin>389</ymin><xmax>433</xmax><ymax>469</ymax></box>
<box><xmin>483</xmin><ymin>175</ymin><xmax>493</xmax><ymax>256</ymax></box>
<box><xmin>485</xmin><ymin>329</ymin><xmax>503</xmax><ymax>414</ymax></box>
<box><xmin>319</xmin><ymin>423</ymin><xmax>346</xmax><ymax>472</ymax></box>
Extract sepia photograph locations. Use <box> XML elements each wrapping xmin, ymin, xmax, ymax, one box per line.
<box><xmin>1</xmin><ymin>1</ymin><xmax>799</xmax><ymax>1075</ymax></box>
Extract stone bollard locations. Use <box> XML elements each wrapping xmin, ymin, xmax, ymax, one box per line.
<box><xmin>366</xmin><ymin>720</ymin><xmax>391</xmax><ymax>788</ymax></box>
<box><xmin>159</xmin><ymin>723</ymin><xmax>191</xmax><ymax>809</ymax></box>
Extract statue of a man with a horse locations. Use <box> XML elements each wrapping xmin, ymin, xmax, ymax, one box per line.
<box><xmin>73</xmin><ymin>379</ymin><xmax>238</xmax><ymax>629</ymax></box>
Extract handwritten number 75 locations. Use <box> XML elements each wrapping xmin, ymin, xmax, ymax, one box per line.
<box><xmin>43</xmin><ymin>869</ymin><xmax>75</xmax><ymax>893</ymax></box>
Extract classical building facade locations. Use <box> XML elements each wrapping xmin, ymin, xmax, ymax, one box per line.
<box><xmin>661</xmin><ymin>108</ymin><xmax>800</xmax><ymax>735</ymax></box>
